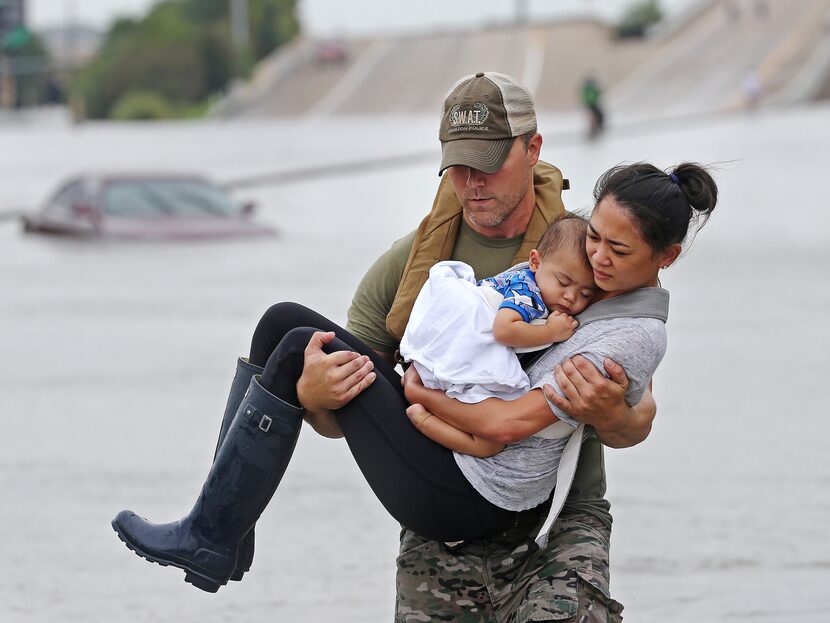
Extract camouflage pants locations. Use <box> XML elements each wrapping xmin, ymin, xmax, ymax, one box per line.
<box><xmin>395</xmin><ymin>512</ymin><xmax>623</xmax><ymax>623</ymax></box>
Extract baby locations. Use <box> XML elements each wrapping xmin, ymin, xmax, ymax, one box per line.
<box><xmin>399</xmin><ymin>215</ymin><xmax>596</xmax><ymax>457</ymax></box>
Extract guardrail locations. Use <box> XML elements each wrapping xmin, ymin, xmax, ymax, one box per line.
<box><xmin>0</xmin><ymin>54</ymin><xmax>84</xmax><ymax>76</ymax></box>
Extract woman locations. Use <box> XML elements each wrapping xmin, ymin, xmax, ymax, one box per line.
<box><xmin>112</xmin><ymin>162</ymin><xmax>717</xmax><ymax>596</ymax></box>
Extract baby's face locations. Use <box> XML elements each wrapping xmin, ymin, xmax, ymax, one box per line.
<box><xmin>531</xmin><ymin>249</ymin><xmax>597</xmax><ymax>315</ymax></box>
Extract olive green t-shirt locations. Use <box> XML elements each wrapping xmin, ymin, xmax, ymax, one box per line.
<box><xmin>347</xmin><ymin>221</ymin><xmax>525</xmax><ymax>353</ymax></box>
<box><xmin>345</xmin><ymin>219</ymin><xmax>611</xmax><ymax>526</ymax></box>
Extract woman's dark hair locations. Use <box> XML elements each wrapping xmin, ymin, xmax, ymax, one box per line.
<box><xmin>592</xmin><ymin>162</ymin><xmax>718</xmax><ymax>253</ymax></box>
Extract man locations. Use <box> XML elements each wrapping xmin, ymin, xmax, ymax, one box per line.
<box><xmin>581</xmin><ymin>75</ymin><xmax>605</xmax><ymax>138</ymax></box>
<box><xmin>298</xmin><ymin>72</ymin><xmax>654</xmax><ymax>622</ymax></box>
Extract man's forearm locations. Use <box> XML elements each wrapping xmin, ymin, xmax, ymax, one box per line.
<box><xmin>593</xmin><ymin>391</ymin><xmax>655</xmax><ymax>449</ymax></box>
<box><xmin>546</xmin><ymin>357</ymin><xmax>658</xmax><ymax>449</ymax></box>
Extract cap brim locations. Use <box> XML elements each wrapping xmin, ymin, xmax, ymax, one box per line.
<box><xmin>439</xmin><ymin>137</ymin><xmax>515</xmax><ymax>176</ymax></box>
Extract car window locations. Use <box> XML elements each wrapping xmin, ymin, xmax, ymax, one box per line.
<box><xmin>104</xmin><ymin>180</ymin><xmax>237</xmax><ymax>218</ymax></box>
<box><xmin>46</xmin><ymin>182</ymin><xmax>84</xmax><ymax>215</ymax></box>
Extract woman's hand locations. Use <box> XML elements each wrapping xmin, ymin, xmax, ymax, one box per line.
<box><xmin>296</xmin><ymin>331</ymin><xmax>376</xmax><ymax>412</ymax></box>
<box><xmin>543</xmin><ymin>355</ymin><xmax>654</xmax><ymax>448</ymax></box>
<box><xmin>401</xmin><ymin>365</ymin><xmax>460</xmax><ymax>408</ymax></box>
<box><xmin>405</xmin><ymin>403</ymin><xmax>434</xmax><ymax>429</ymax></box>
<box><xmin>401</xmin><ymin>365</ymin><xmax>426</xmax><ymax>404</ymax></box>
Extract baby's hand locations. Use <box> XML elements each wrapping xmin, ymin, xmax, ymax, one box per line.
<box><xmin>546</xmin><ymin>311</ymin><xmax>578</xmax><ymax>342</ymax></box>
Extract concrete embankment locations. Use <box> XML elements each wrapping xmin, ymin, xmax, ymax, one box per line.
<box><xmin>214</xmin><ymin>0</ymin><xmax>830</xmax><ymax>121</ymax></box>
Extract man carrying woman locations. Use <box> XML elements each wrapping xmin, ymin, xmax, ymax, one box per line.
<box><xmin>113</xmin><ymin>72</ymin><xmax>717</xmax><ymax>622</ymax></box>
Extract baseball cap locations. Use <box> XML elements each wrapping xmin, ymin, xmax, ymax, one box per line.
<box><xmin>439</xmin><ymin>72</ymin><xmax>537</xmax><ymax>176</ymax></box>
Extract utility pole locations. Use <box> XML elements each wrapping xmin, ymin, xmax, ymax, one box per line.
<box><xmin>64</xmin><ymin>0</ymin><xmax>78</xmax><ymax>68</ymax></box>
<box><xmin>230</xmin><ymin>0</ymin><xmax>250</xmax><ymax>50</ymax></box>
<box><xmin>515</xmin><ymin>0</ymin><xmax>528</xmax><ymax>25</ymax></box>
<box><xmin>230</xmin><ymin>0</ymin><xmax>251</xmax><ymax>76</ymax></box>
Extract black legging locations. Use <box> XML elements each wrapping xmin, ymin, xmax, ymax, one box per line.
<box><xmin>247</xmin><ymin>302</ymin><xmax>517</xmax><ymax>542</ymax></box>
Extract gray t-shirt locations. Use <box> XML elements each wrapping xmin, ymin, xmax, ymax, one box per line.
<box><xmin>454</xmin><ymin>315</ymin><xmax>667</xmax><ymax>511</ymax></box>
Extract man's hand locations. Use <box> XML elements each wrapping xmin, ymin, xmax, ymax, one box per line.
<box><xmin>296</xmin><ymin>331</ymin><xmax>376</xmax><ymax>412</ymax></box>
<box><xmin>542</xmin><ymin>355</ymin><xmax>654</xmax><ymax>448</ymax></box>
<box><xmin>545</xmin><ymin>310</ymin><xmax>578</xmax><ymax>342</ymax></box>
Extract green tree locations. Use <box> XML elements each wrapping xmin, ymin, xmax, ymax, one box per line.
<box><xmin>250</xmin><ymin>0</ymin><xmax>299</xmax><ymax>59</ymax></box>
<box><xmin>616</xmin><ymin>0</ymin><xmax>663</xmax><ymax>39</ymax></box>
<box><xmin>111</xmin><ymin>90</ymin><xmax>174</xmax><ymax>120</ymax></box>
<box><xmin>72</xmin><ymin>0</ymin><xmax>298</xmax><ymax>119</ymax></box>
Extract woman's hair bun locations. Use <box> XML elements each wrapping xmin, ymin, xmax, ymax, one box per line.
<box><xmin>672</xmin><ymin>162</ymin><xmax>718</xmax><ymax>218</ymax></box>
<box><xmin>593</xmin><ymin>161</ymin><xmax>718</xmax><ymax>252</ymax></box>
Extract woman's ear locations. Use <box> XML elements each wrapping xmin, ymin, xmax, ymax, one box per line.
<box><xmin>659</xmin><ymin>243</ymin><xmax>682</xmax><ymax>269</ymax></box>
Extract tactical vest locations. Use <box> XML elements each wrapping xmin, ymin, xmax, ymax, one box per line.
<box><xmin>385</xmin><ymin>160</ymin><xmax>569</xmax><ymax>341</ymax></box>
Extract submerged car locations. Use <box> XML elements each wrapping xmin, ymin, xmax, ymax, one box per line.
<box><xmin>21</xmin><ymin>174</ymin><xmax>275</xmax><ymax>240</ymax></box>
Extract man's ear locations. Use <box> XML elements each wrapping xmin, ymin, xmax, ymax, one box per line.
<box><xmin>528</xmin><ymin>248</ymin><xmax>541</xmax><ymax>272</ymax></box>
<box><xmin>526</xmin><ymin>133</ymin><xmax>542</xmax><ymax>167</ymax></box>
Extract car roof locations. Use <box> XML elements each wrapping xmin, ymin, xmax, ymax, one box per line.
<box><xmin>49</xmin><ymin>173</ymin><xmax>224</xmax><ymax>204</ymax></box>
<box><xmin>74</xmin><ymin>173</ymin><xmax>212</xmax><ymax>184</ymax></box>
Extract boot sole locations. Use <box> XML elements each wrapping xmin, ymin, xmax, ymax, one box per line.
<box><xmin>111</xmin><ymin>519</ymin><xmax>223</xmax><ymax>593</ymax></box>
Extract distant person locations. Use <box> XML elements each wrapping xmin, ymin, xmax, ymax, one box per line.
<box><xmin>581</xmin><ymin>76</ymin><xmax>605</xmax><ymax>138</ymax></box>
<box><xmin>754</xmin><ymin>0</ymin><xmax>770</xmax><ymax>18</ymax></box>
<box><xmin>399</xmin><ymin>215</ymin><xmax>596</xmax><ymax>455</ymax></box>
<box><xmin>44</xmin><ymin>75</ymin><xmax>64</xmax><ymax>105</ymax></box>
<box><xmin>111</xmin><ymin>71</ymin><xmax>718</xmax><ymax>620</ymax></box>
<box><xmin>742</xmin><ymin>69</ymin><xmax>763</xmax><ymax>109</ymax></box>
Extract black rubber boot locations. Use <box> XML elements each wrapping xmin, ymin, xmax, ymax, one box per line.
<box><xmin>214</xmin><ymin>357</ymin><xmax>263</xmax><ymax>456</ymax></box>
<box><xmin>214</xmin><ymin>357</ymin><xmax>262</xmax><ymax>581</ymax></box>
<box><xmin>112</xmin><ymin>377</ymin><xmax>302</xmax><ymax>592</ymax></box>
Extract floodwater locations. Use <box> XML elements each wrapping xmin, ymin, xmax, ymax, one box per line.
<box><xmin>1</xmin><ymin>104</ymin><xmax>829</xmax><ymax>622</ymax></box>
